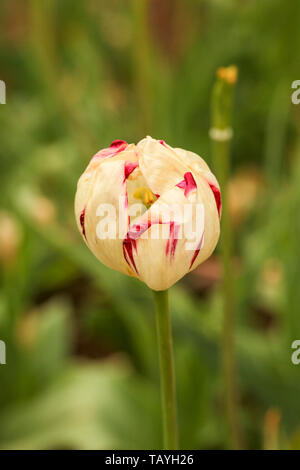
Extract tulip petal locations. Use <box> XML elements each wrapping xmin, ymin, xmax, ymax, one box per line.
<box><xmin>173</xmin><ymin>146</ymin><xmax>222</xmax><ymax>217</ymax></box>
<box><xmin>75</xmin><ymin>143</ymin><xmax>138</xmax><ymax>234</ymax></box>
<box><xmin>173</xmin><ymin>147</ymin><xmax>211</xmax><ymax>173</ymax></box>
<box><xmin>137</xmin><ymin>136</ymin><xmax>189</xmax><ymax>195</ymax></box>
<box><xmin>122</xmin><ymin>172</ymin><xmax>220</xmax><ymax>290</ymax></box>
<box><xmin>75</xmin><ymin>152</ymin><xmax>140</xmax><ymax>278</ymax></box>
<box><xmin>92</xmin><ymin>139</ymin><xmax>128</xmax><ymax>160</ymax></box>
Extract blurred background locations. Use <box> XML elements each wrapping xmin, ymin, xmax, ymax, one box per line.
<box><xmin>0</xmin><ymin>0</ymin><xmax>300</xmax><ymax>450</ymax></box>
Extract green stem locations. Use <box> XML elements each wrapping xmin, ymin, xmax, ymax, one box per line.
<box><xmin>152</xmin><ymin>290</ymin><xmax>179</xmax><ymax>450</ymax></box>
<box><xmin>211</xmin><ymin>67</ymin><xmax>240</xmax><ymax>449</ymax></box>
<box><xmin>132</xmin><ymin>0</ymin><xmax>152</xmax><ymax>135</ymax></box>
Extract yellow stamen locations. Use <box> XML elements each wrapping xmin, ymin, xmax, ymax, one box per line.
<box><xmin>133</xmin><ymin>187</ymin><xmax>156</xmax><ymax>207</ymax></box>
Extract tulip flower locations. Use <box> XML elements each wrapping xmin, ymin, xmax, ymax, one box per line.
<box><xmin>74</xmin><ymin>136</ymin><xmax>221</xmax><ymax>449</ymax></box>
<box><xmin>75</xmin><ymin>136</ymin><xmax>221</xmax><ymax>291</ymax></box>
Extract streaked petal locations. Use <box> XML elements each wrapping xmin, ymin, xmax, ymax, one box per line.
<box><xmin>137</xmin><ymin>136</ymin><xmax>188</xmax><ymax>195</ymax></box>
<box><xmin>122</xmin><ymin>173</ymin><xmax>220</xmax><ymax>290</ymax></box>
<box><xmin>75</xmin><ymin>158</ymin><xmax>140</xmax><ymax>278</ymax></box>
<box><xmin>92</xmin><ymin>139</ymin><xmax>128</xmax><ymax>160</ymax></box>
<box><xmin>74</xmin><ymin>143</ymin><xmax>137</xmax><ymax>233</ymax></box>
<box><xmin>173</xmin><ymin>147</ymin><xmax>222</xmax><ymax>217</ymax></box>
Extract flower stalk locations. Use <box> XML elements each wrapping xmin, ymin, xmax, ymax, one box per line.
<box><xmin>152</xmin><ymin>290</ymin><xmax>179</xmax><ymax>450</ymax></box>
<box><xmin>210</xmin><ymin>66</ymin><xmax>240</xmax><ymax>449</ymax></box>
<box><xmin>132</xmin><ymin>0</ymin><xmax>152</xmax><ymax>135</ymax></box>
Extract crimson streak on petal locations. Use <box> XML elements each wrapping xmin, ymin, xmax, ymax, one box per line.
<box><xmin>92</xmin><ymin>139</ymin><xmax>128</xmax><ymax>160</ymax></box>
<box><xmin>208</xmin><ymin>183</ymin><xmax>222</xmax><ymax>218</ymax></box>
<box><xmin>128</xmin><ymin>218</ymin><xmax>165</xmax><ymax>240</ymax></box>
<box><xmin>124</xmin><ymin>161</ymin><xmax>139</xmax><ymax>182</ymax></box>
<box><xmin>123</xmin><ymin>235</ymin><xmax>138</xmax><ymax>274</ymax></box>
<box><xmin>123</xmin><ymin>218</ymin><xmax>164</xmax><ymax>273</ymax></box>
<box><xmin>123</xmin><ymin>161</ymin><xmax>139</xmax><ymax>224</ymax></box>
<box><xmin>176</xmin><ymin>172</ymin><xmax>197</xmax><ymax>197</ymax></box>
<box><xmin>110</xmin><ymin>139</ymin><xmax>127</xmax><ymax>148</ymax></box>
<box><xmin>80</xmin><ymin>206</ymin><xmax>87</xmax><ymax>240</ymax></box>
<box><xmin>189</xmin><ymin>232</ymin><xmax>204</xmax><ymax>269</ymax></box>
<box><xmin>165</xmin><ymin>221</ymin><xmax>180</xmax><ymax>260</ymax></box>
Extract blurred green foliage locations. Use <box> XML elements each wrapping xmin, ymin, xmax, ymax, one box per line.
<box><xmin>0</xmin><ymin>0</ymin><xmax>300</xmax><ymax>449</ymax></box>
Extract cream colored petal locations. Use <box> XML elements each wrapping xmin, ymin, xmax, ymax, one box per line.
<box><xmin>137</xmin><ymin>136</ymin><xmax>189</xmax><ymax>195</ymax></box>
<box><xmin>188</xmin><ymin>172</ymin><xmax>220</xmax><ymax>269</ymax></box>
<box><xmin>125</xmin><ymin>172</ymin><xmax>220</xmax><ymax>290</ymax></box>
<box><xmin>173</xmin><ymin>147</ymin><xmax>210</xmax><ymax>173</ymax></box>
<box><xmin>166</xmin><ymin>146</ymin><xmax>221</xmax><ymax>190</ymax></box>
<box><xmin>137</xmin><ymin>136</ymin><xmax>220</xmax><ymax>199</ymax></box>
<box><xmin>84</xmin><ymin>143</ymin><xmax>137</xmax><ymax>179</ymax></box>
<box><xmin>75</xmin><ymin>157</ymin><xmax>139</xmax><ymax>279</ymax></box>
<box><xmin>74</xmin><ymin>143</ymin><xmax>137</xmax><ymax>234</ymax></box>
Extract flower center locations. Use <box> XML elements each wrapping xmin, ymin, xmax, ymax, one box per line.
<box><xmin>133</xmin><ymin>187</ymin><xmax>157</xmax><ymax>208</ymax></box>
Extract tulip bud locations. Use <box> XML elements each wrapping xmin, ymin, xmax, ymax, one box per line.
<box><xmin>75</xmin><ymin>136</ymin><xmax>221</xmax><ymax>291</ymax></box>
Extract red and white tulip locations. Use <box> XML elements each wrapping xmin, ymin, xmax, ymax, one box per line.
<box><xmin>75</xmin><ymin>136</ymin><xmax>221</xmax><ymax>290</ymax></box>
